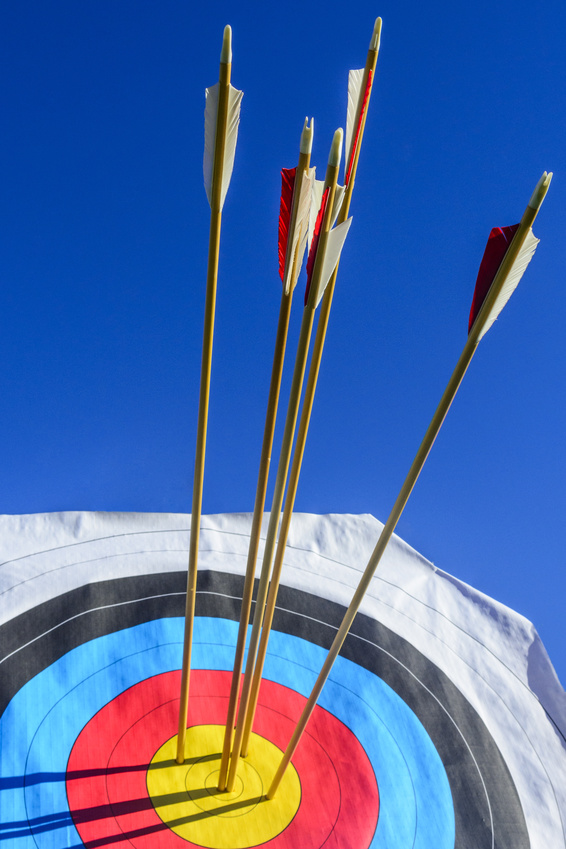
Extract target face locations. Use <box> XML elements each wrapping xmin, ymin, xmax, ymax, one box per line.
<box><xmin>0</xmin><ymin>562</ymin><xmax>530</xmax><ymax>849</ymax></box>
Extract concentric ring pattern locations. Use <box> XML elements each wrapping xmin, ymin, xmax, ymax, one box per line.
<box><xmin>0</xmin><ymin>512</ymin><xmax>542</xmax><ymax>849</ymax></box>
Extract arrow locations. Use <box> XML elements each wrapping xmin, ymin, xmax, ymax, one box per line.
<box><xmin>240</xmin><ymin>18</ymin><xmax>381</xmax><ymax>760</ymax></box>
<box><xmin>266</xmin><ymin>170</ymin><xmax>552</xmax><ymax>798</ymax></box>
<box><xmin>176</xmin><ymin>25</ymin><xmax>242</xmax><ymax>765</ymax></box>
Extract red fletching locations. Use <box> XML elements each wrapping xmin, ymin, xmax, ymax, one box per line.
<box><xmin>345</xmin><ymin>69</ymin><xmax>373</xmax><ymax>186</ymax></box>
<box><xmin>468</xmin><ymin>224</ymin><xmax>520</xmax><ymax>334</ymax></box>
<box><xmin>278</xmin><ymin>168</ymin><xmax>296</xmax><ymax>281</ymax></box>
<box><xmin>304</xmin><ymin>187</ymin><xmax>330</xmax><ymax>306</ymax></box>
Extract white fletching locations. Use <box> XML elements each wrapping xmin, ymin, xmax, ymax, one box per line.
<box><xmin>308</xmin><ymin>179</ymin><xmax>325</xmax><ymax>251</ymax></box>
<box><xmin>283</xmin><ymin>167</ymin><xmax>315</xmax><ymax>295</ymax></box>
<box><xmin>314</xmin><ymin>217</ymin><xmax>352</xmax><ymax>307</ymax></box>
<box><xmin>203</xmin><ymin>83</ymin><xmax>243</xmax><ymax>209</ymax></box>
<box><xmin>346</xmin><ymin>69</ymin><xmax>364</xmax><ymax>175</ymax></box>
<box><xmin>477</xmin><ymin>229</ymin><xmax>540</xmax><ymax>341</ymax></box>
<box><xmin>332</xmin><ymin>185</ymin><xmax>346</xmax><ymax>226</ymax></box>
<box><xmin>308</xmin><ymin>180</ymin><xmax>345</xmax><ymax>250</ymax></box>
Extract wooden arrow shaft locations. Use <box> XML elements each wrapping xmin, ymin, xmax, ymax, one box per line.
<box><xmin>176</xmin><ymin>58</ymin><xmax>232</xmax><ymax>766</ymax></box>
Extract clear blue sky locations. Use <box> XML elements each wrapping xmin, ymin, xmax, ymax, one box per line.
<box><xmin>1</xmin><ymin>1</ymin><xmax>564</xmax><ymax>684</ymax></box>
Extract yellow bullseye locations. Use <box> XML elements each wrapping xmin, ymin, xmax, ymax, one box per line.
<box><xmin>147</xmin><ymin>725</ymin><xmax>301</xmax><ymax>849</ymax></box>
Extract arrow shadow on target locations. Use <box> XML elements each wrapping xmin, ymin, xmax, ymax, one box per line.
<box><xmin>1</xmin><ymin>770</ymin><xmax>265</xmax><ymax>841</ymax></box>
<box><xmin>0</xmin><ymin>758</ymin><xmax>200</xmax><ymax>790</ymax></box>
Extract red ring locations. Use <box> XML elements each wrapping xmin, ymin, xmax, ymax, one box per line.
<box><xmin>66</xmin><ymin>670</ymin><xmax>378</xmax><ymax>848</ymax></box>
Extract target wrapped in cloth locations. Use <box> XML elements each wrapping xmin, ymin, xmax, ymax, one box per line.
<box><xmin>1</xmin><ymin>509</ymin><xmax>565</xmax><ymax>849</ymax></box>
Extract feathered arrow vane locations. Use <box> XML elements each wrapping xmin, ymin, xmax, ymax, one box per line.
<box><xmin>304</xmin><ymin>132</ymin><xmax>352</xmax><ymax>307</ymax></box>
<box><xmin>345</xmin><ymin>18</ymin><xmax>381</xmax><ymax>187</ymax></box>
<box><xmin>468</xmin><ymin>171</ymin><xmax>551</xmax><ymax>342</ymax></box>
<box><xmin>278</xmin><ymin>119</ymin><xmax>316</xmax><ymax>294</ymax></box>
<box><xmin>203</xmin><ymin>27</ymin><xmax>243</xmax><ymax>210</ymax></box>
<box><xmin>177</xmin><ymin>25</ymin><xmax>242</xmax><ymax>766</ymax></box>
<box><xmin>266</xmin><ymin>170</ymin><xmax>553</xmax><ymax>799</ymax></box>
<box><xmin>303</xmin><ymin>15</ymin><xmax>381</xmax><ymax>258</ymax></box>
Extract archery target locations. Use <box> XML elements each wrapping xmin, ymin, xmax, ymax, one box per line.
<box><xmin>0</xmin><ymin>561</ymin><xmax>531</xmax><ymax>849</ymax></box>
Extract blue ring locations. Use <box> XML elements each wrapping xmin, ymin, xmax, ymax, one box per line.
<box><xmin>0</xmin><ymin>617</ymin><xmax>454</xmax><ymax>849</ymax></box>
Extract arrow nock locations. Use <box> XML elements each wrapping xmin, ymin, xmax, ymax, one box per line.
<box><xmin>370</xmin><ymin>18</ymin><xmax>382</xmax><ymax>51</ymax></box>
<box><xmin>301</xmin><ymin>117</ymin><xmax>314</xmax><ymax>154</ymax></box>
<box><xmin>328</xmin><ymin>128</ymin><xmax>343</xmax><ymax>168</ymax></box>
<box><xmin>528</xmin><ymin>171</ymin><xmax>553</xmax><ymax>212</ymax></box>
<box><xmin>220</xmin><ymin>25</ymin><xmax>232</xmax><ymax>63</ymax></box>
